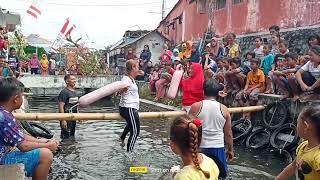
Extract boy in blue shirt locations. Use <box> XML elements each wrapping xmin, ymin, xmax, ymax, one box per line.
<box><xmin>261</xmin><ymin>44</ymin><xmax>274</xmax><ymax>93</ymax></box>
<box><xmin>0</xmin><ymin>78</ymin><xmax>59</xmax><ymax>179</ymax></box>
<box><xmin>0</xmin><ymin>55</ymin><xmax>13</xmax><ymax>77</ymax></box>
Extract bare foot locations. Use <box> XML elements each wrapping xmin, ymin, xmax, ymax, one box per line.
<box><xmin>120</xmin><ymin>138</ymin><xmax>125</xmax><ymax>148</ymax></box>
<box><xmin>292</xmin><ymin>95</ymin><xmax>300</xmax><ymax>102</ymax></box>
<box><xmin>225</xmin><ymin>89</ymin><xmax>233</xmax><ymax>94</ymax></box>
<box><xmin>280</xmin><ymin>94</ymin><xmax>290</xmax><ymax>101</ymax></box>
<box><xmin>219</xmin><ymin>91</ymin><xmax>228</xmax><ymax>98</ymax></box>
<box><xmin>232</xmin><ymin>89</ymin><xmax>240</xmax><ymax>95</ymax></box>
<box><xmin>264</xmin><ymin>89</ymin><xmax>273</xmax><ymax>94</ymax></box>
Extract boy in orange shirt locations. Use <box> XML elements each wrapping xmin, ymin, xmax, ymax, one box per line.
<box><xmin>236</xmin><ymin>58</ymin><xmax>265</xmax><ymax>109</ymax></box>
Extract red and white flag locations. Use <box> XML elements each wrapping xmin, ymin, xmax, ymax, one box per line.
<box><xmin>27</xmin><ymin>1</ymin><xmax>42</xmax><ymax>19</ymax></box>
<box><xmin>51</xmin><ymin>18</ymin><xmax>76</xmax><ymax>52</ymax></box>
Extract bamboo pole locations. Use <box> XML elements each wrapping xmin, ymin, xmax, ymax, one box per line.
<box><xmin>13</xmin><ymin>105</ymin><xmax>265</xmax><ymax>121</ymax></box>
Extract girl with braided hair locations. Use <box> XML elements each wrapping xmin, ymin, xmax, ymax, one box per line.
<box><xmin>170</xmin><ymin>115</ymin><xmax>219</xmax><ymax>180</ymax></box>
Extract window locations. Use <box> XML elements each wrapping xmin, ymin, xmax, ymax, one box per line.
<box><xmin>233</xmin><ymin>0</ymin><xmax>242</xmax><ymax>4</ymax></box>
<box><xmin>216</xmin><ymin>0</ymin><xmax>226</xmax><ymax>9</ymax></box>
<box><xmin>197</xmin><ymin>0</ymin><xmax>206</xmax><ymax>14</ymax></box>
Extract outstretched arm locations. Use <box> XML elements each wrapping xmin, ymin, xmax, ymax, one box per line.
<box><xmin>276</xmin><ymin>160</ymin><xmax>296</xmax><ymax>180</ymax></box>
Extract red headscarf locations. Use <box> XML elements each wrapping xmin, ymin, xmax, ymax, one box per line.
<box><xmin>180</xmin><ymin>63</ymin><xmax>205</xmax><ymax>106</ymax></box>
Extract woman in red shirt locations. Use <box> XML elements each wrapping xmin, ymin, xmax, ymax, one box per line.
<box><xmin>180</xmin><ymin>63</ymin><xmax>205</xmax><ymax>113</ymax></box>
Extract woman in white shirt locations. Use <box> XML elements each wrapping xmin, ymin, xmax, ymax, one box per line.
<box><xmin>119</xmin><ymin>59</ymin><xmax>144</xmax><ymax>152</ymax></box>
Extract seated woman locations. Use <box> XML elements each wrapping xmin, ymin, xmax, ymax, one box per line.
<box><xmin>149</xmin><ymin>64</ymin><xmax>160</xmax><ymax>95</ymax></box>
<box><xmin>155</xmin><ymin>62</ymin><xmax>175</xmax><ymax>101</ymax></box>
<box><xmin>289</xmin><ymin>46</ymin><xmax>320</xmax><ymax>101</ymax></box>
<box><xmin>180</xmin><ymin>63</ymin><xmax>205</xmax><ymax>113</ymax></box>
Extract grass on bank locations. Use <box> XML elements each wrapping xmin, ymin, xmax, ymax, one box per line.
<box><xmin>139</xmin><ymin>85</ymin><xmax>182</xmax><ymax>108</ymax></box>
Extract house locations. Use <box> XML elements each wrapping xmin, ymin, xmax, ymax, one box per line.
<box><xmin>0</xmin><ymin>7</ymin><xmax>21</xmax><ymax>32</ymax></box>
<box><xmin>108</xmin><ymin>30</ymin><xmax>169</xmax><ymax>64</ymax></box>
<box><xmin>157</xmin><ymin>0</ymin><xmax>320</xmax><ymax>52</ymax></box>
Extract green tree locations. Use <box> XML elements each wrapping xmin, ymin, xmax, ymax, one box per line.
<box><xmin>9</xmin><ymin>31</ymin><xmax>28</xmax><ymax>60</ymax></box>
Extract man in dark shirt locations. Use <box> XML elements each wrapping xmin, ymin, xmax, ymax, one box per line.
<box><xmin>7</xmin><ymin>47</ymin><xmax>21</xmax><ymax>77</ymax></box>
<box><xmin>58</xmin><ymin>74</ymin><xmax>79</xmax><ymax>139</ymax></box>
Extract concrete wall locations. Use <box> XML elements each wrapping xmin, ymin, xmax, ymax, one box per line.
<box><xmin>134</xmin><ymin>32</ymin><xmax>167</xmax><ymax>64</ymax></box>
<box><xmin>157</xmin><ymin>0</ymin><xmax>320</xmax><ymax>44</ymax></box>
<box><xmin>19</xmin><ymin>75</ymin><xmax>122</xmax><ymax>89</ymax></box>
<box><xmin>238</xmin><ymin>25</ymin><xmax>320</xmax><ymax>56</ymax></box>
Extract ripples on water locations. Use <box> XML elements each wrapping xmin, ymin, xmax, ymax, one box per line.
<box><xmin>27</xmin><ymin>96</ymin><xmax>290</xmax><ymax>180</ymax></box>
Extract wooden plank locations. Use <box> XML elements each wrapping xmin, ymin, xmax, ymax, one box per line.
<box><xmin>0</xmin><ymin>164</ymin><xmax>25</xmax><ymax>180</ymax></box>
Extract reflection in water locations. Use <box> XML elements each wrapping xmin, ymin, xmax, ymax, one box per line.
<box><xmin>27</xmin><ymin>96</ymin><xmax>288</xmax><ymax>180</ymax></box>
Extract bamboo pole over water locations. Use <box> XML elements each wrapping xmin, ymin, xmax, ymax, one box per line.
<box><xmin>14</xmin><ymin>105</ymin><xmax>265</xmax><ymax>121</ymax></box>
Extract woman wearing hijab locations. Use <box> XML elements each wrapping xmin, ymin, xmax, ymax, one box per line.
<box><xmin>207</xmin><ymin>37</ymin><xmax>224</xmax><ymax>58</ymax></box>
<box><xmin>29</xmin><ymin>53</ymin><xmax>40</xmax><ymax>75</ymax></box>
<box><xmin>126</xmin><ymin>47</ymin><xmax>137</xmax><ymax>60</ymax></box>
<box><xmin>159</xmin><ymin>44</ymin><xmax>172</xmax><ymax>64</ymax></box>
<box><xmin>180</xmin><ymin>63</ymin><xmax>205</xmax><ymax>113</ymax></box>
<box><xmin>155</xmin><ymin>61</ymin><xmax>175</xmax><ymax>101</ymax></box>
<box><xmin>40</xmin><ymin>54</ymin><xmax>49</xmax><ymax>76</ymax></box>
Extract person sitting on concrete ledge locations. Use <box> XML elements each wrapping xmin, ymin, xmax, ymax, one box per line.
<box><xmin>0</xmin><ymin>77</ymin><xmax>59</xmax><ymax>180</ymax></box>
<box><xmin>288</xmin><ymin>45</ymin><xmax>320</xmax><ymax>101</ymax></box>
<box><xmin>235</xmin><ymin>58</ymin><xmax>265</xmax><ymax>119</ymax></box>
<box><xmin>272</xmin><ymin>52</ymin><xmax>300</xmax><ymax>100</ymax></box>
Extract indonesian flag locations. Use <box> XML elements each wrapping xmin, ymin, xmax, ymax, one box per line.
<box><xmin>51</xmin><ymin>18</ymin><xmax>76</xmax><ymax>52</ymax></box>
<box><xmin>27</xmin><ymin>1</ymin><xmax>42</xmax><ymax>19</ymax></box>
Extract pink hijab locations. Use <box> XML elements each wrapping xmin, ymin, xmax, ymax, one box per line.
<box><xmin>29</xmin><ymin>53</ymin><xmax>39</xmax><ymax>68</ymax></box>
<box><xmin>208</xmin><ymin>37</ymin><xmax>220</xmax><ymax>56</ymax></box>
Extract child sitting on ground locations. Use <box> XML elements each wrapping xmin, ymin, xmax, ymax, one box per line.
<box><xmin>269</xmin><ymin>40</ymin><xmax>289</xmax><ymax>93</ymax></box>
<box><xmin>170</xmin><ymin>115</ymin><xmax>219</xmax><ymax>180</ymax></box>
<box><xmin>261</xmin><ymin>44</ymin><xmax>275</xmax><ymax>93</ymax></box>
<box><xmin>276</xmin><ymin>105</ymin><xmax>320</xmax><ymax>180</ymax></box>
<box><xmin>0</xmin><ymin>78</ymin><xmax>59</xmax><ymax>179</ymax></box>
<box><xmin>288</xmin><ymin>45</ymin><xmax>320</xmax><ymax>101</ymax></box>
<box><xmin>244</xmin><ymin>52</ymin><xmax>255</xmax><ymax>67</ymax></box>
<box><xmin>236</xmin><ymin>58</ymin><xmax>265</xmax><ymax>118</ymax></box>
<box><xmin>272</xmin><ymin>52</ymin><xmax>300</xmax><ymax>100</ymax></box>
<box><xmin>205</xmin><ymin>57</ymin><xmax>225</xmax><ymax>83</ymax></box>
<box><xmin>0</xmin><ymin>55</ymin><xmax>14</xmax><ymax>77</ymax></box>
<box><xmin>224</xmin><ymin>58</ymin><xmax>246</xmax><ymax>94</ymax></box>
<box><xmin>271</xmin><ymin>39</ymin><xmax>290</xmax><ymax>72</ymax></box>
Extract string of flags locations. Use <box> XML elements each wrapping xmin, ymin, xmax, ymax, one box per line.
<box><xmin>51</xmin><ymin>18</ymin><xmax>76</xmax><ymax>52</ymax></box>
<box><xmin>25</xmin><ymin>0</ymin><xmax>79</xmax><ymax>52</ymax></box>
<box><xmin>26</xmin><ymin>0</ymin><xmax>42</xmax><ymax>19</ymax></box>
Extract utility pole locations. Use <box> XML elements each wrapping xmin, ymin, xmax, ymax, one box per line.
<box><xmin>162</xmin><ymin>0</ymin><xmax>166</xmax><ymax>20</ymax></box>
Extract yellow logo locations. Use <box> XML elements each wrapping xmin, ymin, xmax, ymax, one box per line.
<box><xmin>129</xmin><ymin>166</ymin><xmax>148</xmax><ymax>173</ymax></box>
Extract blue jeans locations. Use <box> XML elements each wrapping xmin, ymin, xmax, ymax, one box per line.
<box><xmin>201</xmin><ymin>147</ymin><xmax>228</xmax><ymax>178</ymax></box>
<box><xmin>3</xmin><ymin>148</ymin><xmax>40</xmax><ymax>177</ymax></box>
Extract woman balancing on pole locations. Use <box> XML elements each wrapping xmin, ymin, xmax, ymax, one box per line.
<box><xmin>119</xmin><ymin>59</ymin><xmax>144</xmax><ymax>152</ymax></box>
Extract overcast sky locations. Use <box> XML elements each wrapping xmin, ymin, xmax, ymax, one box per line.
<box><xmin>0</xmin><ymin>0</ymin><xmax>178</xmax><ymax>49</ymax></box>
